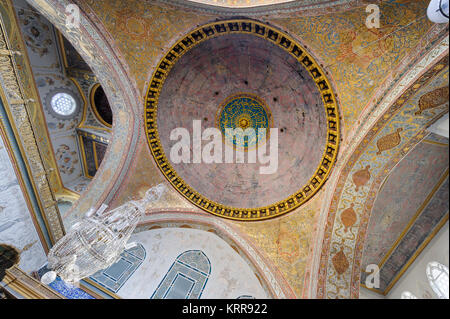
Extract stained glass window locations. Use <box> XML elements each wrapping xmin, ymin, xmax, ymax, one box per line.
<box><xmin>50</xmin><ymin>92</ymin><xmax>77</xmax><ymax>116</ymax></box>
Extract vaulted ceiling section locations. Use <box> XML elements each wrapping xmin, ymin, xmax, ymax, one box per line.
<box><xmin>0</xmin><ymin>0</ymin><xmax>448</xmax><ymax>299</ymax></box>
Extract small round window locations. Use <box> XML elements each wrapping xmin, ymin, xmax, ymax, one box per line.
<box><xmin>90</xmin><ymin>84</ymin><xmax>113</xmax><ymax>127</ymax></box>
<box><xmin>50</xmin><ymin>92</ymin><xmax>77</xmax><ymax>116</ymax></box>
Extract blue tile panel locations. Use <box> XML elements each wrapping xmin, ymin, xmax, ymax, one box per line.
<box><xmin>151</xmin><ymin>250</ymin><xmax>211</xmax><ymax>299</ymax></box>
<box><xmin>218</xmin><ymin>94</ymin><xmax>270</xmax><ymax>149</ymax></box>
<box><xmin>37</xmin><ymin>266</ymin><xmax>94</xmax><ymax>299</ymax></box>
<box><xmin>89</xmin><ymin>243</ymin><xmax>146</xmax><ymax>293</ymax></box>
<box><xmin>48</xmin><ymin>277</ymin><xmax>95</xmax><ymax>299</ymax></box>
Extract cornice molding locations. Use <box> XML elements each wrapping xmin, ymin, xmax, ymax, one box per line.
<box><xmin>0</xmin><ymin>5</ymin><xmax>65</xmax><ymax>243</ymax></box>
<box><xmin>1</xmin><ymin>266</ymin><xmax>64</xmax><ymax>299</ymax></box>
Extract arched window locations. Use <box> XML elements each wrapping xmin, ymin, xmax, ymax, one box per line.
<box><xmin>401</xmin><ymin>291</ymin><xmax>418</xmax><ymax>299</ymax></box>
<box><xmin>151</xmin><ymin>250</ymin><xmax>211</xmax><ymax>299</ymax></box>
<box><xmin>426</xmin><ymin>261</ymin><xmax>449</xmax><ymax>299</ymax></box>
<box><xmin>90</xmin><ymin>243</ymin><xmax>146</xmax><ymax>293</ymax></box>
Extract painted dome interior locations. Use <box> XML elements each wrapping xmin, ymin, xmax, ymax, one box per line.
<box><xmin>0</xmin><ymin>0</ymin><xmax>448</xmax><ymax>301</ymax></box>
<box><xmin>157</xmin><ymin>33</ymin><xmax>327</xmax><ymax>209</ymax></box>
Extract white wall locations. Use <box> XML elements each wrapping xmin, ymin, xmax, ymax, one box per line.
<box><xmin>0</xmin><ymin>133</ymin><xmax>47</xmax><ymax>273</ymax></box>
<box><xmin>117</xmin><ymin>228</ymin><xmax>268</xmax><ymax>299</ymax></box>
<box><xmin>428</xmin><ymin>113</ymin><xmax>449</xmax><ymax>138</ymax></box>
<box><xmin>386</xmin><ymin>221</ymin><xmax>449</xmax><ymax>299</ymax></box>
<box><xmin>13</xmin><ymin>0</ymin><xmax>85</xmax><ymax>188</ymax></box>
<box><xmin>359</xmin><ymin>286</ymin><xmax>385</xmax><ymax>299</ymax></box>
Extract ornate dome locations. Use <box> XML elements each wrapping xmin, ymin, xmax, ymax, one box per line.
<box><xmin>185</xmin><ymin>0</ymin><xmax>295</xmax><ymax>8</ymax></box>
<box><xmin>145</xmin><ymin>20</ymin><xmax>340</xmax><ymax>220</ymax></box>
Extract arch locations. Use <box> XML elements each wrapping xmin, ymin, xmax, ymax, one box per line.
<box><xmin>156</xmin><ymin>0</ymin><xmax>360</xmax><ymax>16</ymax></box>
<box><xmin>144</xmin><ymin>19</ymin><xmax>340</xmax><ymax>221</ymax></box>
<box><xmin>139</xmin><ymin>209</ymin><xmax>296</xmax><ymax>298</ymax></box>
<box><xmin>151</xmin><ymin>250</ymin><xmax>211</xmax><ymax>299</ymax></box>
<box><xmin>305</xmin><ymin>32</ymin><xmax>449</xmax><ymax>298</ymax></box>
<box><xmin>426</xmin><ymin>261</ymin><xmax>449</xmax><ymax>299</ymax></box>
<box><xmin>25</xmin><ymin>0</ymin><xmax>141</xmax><ymax>226</ymax></box>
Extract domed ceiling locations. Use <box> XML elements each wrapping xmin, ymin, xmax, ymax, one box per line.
<box><xmin>146</xmin><ymin>20</ymin><xmax>340</xmax><ymax>220</ymax></box>
<box><xmin>185</xmin><ymin>0</ymin><xmax>294</xmax><ymax>8</ymax></box>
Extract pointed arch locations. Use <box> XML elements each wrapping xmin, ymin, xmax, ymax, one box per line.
<box><xmin>25</xmin><ymin>0</ymin><xmax>141</xmax><ymax>226</ymax></box>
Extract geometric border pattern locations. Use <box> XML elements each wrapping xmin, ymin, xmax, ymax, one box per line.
<box><xmin>37</xmin><ymin>265</ymin><xmax>95</xmax><ymax>299</ymax></box>
<box><xmin>136</xmin><ymin>213</ymin><xmax>295</xmax><ymax>298</ymax></box>
<box><xmin>150</xmin><ymin>250</ymin><xmax>211</xmax><ymax>299</ymax></box>
<box><xmin>216</xmin><ymin>92</ymin><xmax>272</xmax><ymax>150</ymax></box>
<box><xmin>317</xmin><ymin>55</ymin><xmax>449</xmax><ymax>299</ymax></box>
<box><xmin>43</xmin><ymin>87</ymin><xmax>81</xmax><ymax>120</ymax></box>
<box><xmin>89</xmin><ymin>243</ymin><xmax>145</xmax><ymax>293</ymax></box>
<box><xmin>144</xmin><ymin>19</ymin><xmax>340</xmax><ymax>220</ymax></box>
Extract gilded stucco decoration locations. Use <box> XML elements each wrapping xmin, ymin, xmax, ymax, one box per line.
<box><xmin>0</xmin><ymin>2</ymin><xmax>65</xmax><ymax>243</ymax></box>
<box><xmin>8</xmin><ymin>0</ymin><xmax>448</xmax><ymax>299</ymax></box>
<box><xmin>26</xmin><ymin>0</ymin><xmax>143</xmax><ymax>227</ymax></box>
<box><xmin>185</xmin><ymin>0</ymin><xmax>295</xmax><ymax>8</ymax></box>
<box><xmin>145</xmin><ymin>19</ymin><xmax>340</xmax><ymax>220</ymax></box>
<box><xmin>83</xmin><ymin>0</ymin><xmax>436</xmax><ymax>135</ymax></box>
<box><xmin>271</xmin><ymin>0</ymin><xmax>436</xmax><ymax>132</ymax></box>
<box><xmin>157</xmin><ymin>0</ymin><xmax>360</xmax><ymax>15</ymax></box>
<box><xmin>305</xmin><ymin>26</ymin><xmax>448</xmax><ymax>299</ymax></box>
<box><xmin>0</xmin><ymin>0</ymin><xmax>67</xmax><ymax>198</ymax></box>
<box><xmin>64</xmin><ymin>0</ymin><xmax>449</xmax><ymax>297</ymax></box>
<box><xmin>317</xmin><ymin>59</ymin><xmax>449</xmax><ymax>299</ymax></box>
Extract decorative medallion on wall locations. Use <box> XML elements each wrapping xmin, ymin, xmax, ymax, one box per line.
<box><xmin>44</xmin><ymin>87</ymin><xmax>81</xmax><ymax>120</ymax></box>
<box><xmin>145</xmin><ymin>19</ymin><xmax>340</xmax><ymax>220</ymax></box>
<box><xmin>217</xmin><ymin>93</ymin><xmax>272</xmax><ymax>149</ymax></box>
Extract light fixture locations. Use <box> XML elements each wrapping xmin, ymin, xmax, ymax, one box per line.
<box><xmin>41</xmin><ymin>184</ymin><xmax>165</xmax><ymax>285</ymax></box>
<box><xmin>50</xmin><ymin>92</ymin><xmax>77</xmax><ymax>116</ymax></box>
<box><xmin>427</xmin><ymin>0</ymin><xmax>449</xmax><ymax>23</ymax></box>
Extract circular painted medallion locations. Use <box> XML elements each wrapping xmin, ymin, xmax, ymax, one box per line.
<box><xmin>145</xmin><ymin>20</ymin><xmax>340</xmax><ymax>220</ymax></box>
<box><xmin>217</xmin><ymin>93</ymin><xmax>271</xmax><ymax>149</ymax></box>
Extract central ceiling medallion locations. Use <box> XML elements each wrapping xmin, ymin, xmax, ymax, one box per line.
<box><xmin>145</xmin><ymin>19</ymin><xmax>340</xmax><ymax>220</ymax></box>
<box><xmin>217</xmin><ymin>93</ymin><xmax>272</xmax><ymax>149</ymax></box>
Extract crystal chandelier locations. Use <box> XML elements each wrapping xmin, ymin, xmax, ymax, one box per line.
<box><xmin>41</xmin><ymin>184</ymin><xmax>165</xmax><ymax>285</ymax></box>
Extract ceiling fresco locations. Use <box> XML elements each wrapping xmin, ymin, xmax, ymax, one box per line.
<box><xmin>82</xmin><ymin>0</ymin><xmax>435</xmax><ymax>134</ymax></box>
<box><xmin>25</xmin><ymin>0</ymin><xmax>145</xmax><ymax>232</ymax></box>
<box><xmin>272</xmin><ymin>0</ymin><xmax>435</xmax><ymax>132</ymax></box>
<box><xmin>361</xmin><ymin>133</ymin><xmax>449</xmax><ymax>294</ymax></box>
<box><xmin>156</xmin><ymin>0</ymin><xmax>361</xmax><ymax>16</ymax></box>
<box><xmin>13</xmin><ymin>0</ymin><xmax>85</xmax><ymax>188</ymax></box>
<box><xmin>65</xmin><ymin>0</ymin><xmax>448</xmax><ymax>297</ymax></box>
<box><xmin>318</xmin><ymin>61</ymin><xmax>449</xmax><ymax>299</ymax></box>
<box><xmin>184</xmin><ymin>0</ymin><xmax>295</xmax><ymax>7</ymax></box>
<box><xmin>11</xmin><ymin>0</ymin><xmax>114</xmax><ymax>198</ymax></box>
<box><xmin>2</xmin><ymin>0</ymin><xmax>447</xmax><ymax>300</ymax></box>
<box><xmin>151</xmin><ymin>29</ymin><xmax>338</xmax><ymax>218</ymax></box>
